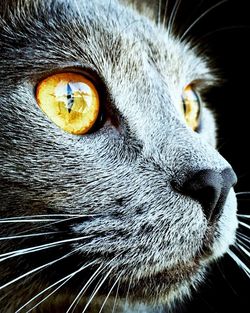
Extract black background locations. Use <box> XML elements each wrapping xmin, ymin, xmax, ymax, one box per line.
<box><xmin>159</xmin><ymin>0</ymin><xmax>250</xmax><ymax>312</ymax></box>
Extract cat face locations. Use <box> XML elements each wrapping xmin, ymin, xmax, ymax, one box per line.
<box><xmin>0</xmin><ymin>0</ymin><xmax>238</xmax><ymax>311</ymax></box>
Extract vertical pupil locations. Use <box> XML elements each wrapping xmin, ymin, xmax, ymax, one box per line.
<box><xmin>182</xmin><ymin>97</ymin><xmax>187</xmax><ymax>114</ymax></box>
<box><xmin>66</xmin><ymin>83</ymin><xmax>74</xmax><ymax>113</ymax></box>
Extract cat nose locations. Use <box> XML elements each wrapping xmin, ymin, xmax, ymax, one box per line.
<box><xmin>175</xmin><ymin>168</ymin><xmax>237</xmax><ymax>221</ymax></box>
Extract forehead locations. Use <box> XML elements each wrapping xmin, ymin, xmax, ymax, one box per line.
<box><xmin>0</xmin><ymin>0</ymin><xmax>208</xmax><ymax>77</ymax></box>
<box><xmin>0</xmin><ymin>0</ymin><xmax>212</xmax><ymax>132</ymax></box>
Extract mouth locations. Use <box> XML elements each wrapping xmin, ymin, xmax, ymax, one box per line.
<box><xmin>3</xmin><ymin>232</ymin><xmax>216</xmax><ymax>313</ymax></box>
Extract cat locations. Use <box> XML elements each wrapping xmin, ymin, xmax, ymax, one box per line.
<box><xmin>0</xmin><ymin>0</ymin><xmax>248</xmax><ymax>312</ymax></box>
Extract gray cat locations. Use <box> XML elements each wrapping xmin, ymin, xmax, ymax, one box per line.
<box><xmin>0</xmin><ymin>0</ymin><xmax>248</xmax><ymax>312</ymax></box>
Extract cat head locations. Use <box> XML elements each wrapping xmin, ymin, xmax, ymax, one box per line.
<box><xmin>0</xmin><ymin>0</ymin><xmax>238</xmax><ymax>311</ymax></box>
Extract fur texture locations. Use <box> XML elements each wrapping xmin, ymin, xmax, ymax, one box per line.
<box><xmin>0</xmin><ymin>0</ymin><xmax>238</xmax><ymax>312</ymax></box>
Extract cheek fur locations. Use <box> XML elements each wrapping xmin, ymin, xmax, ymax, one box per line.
<box><xmin>0</xmin><ymin>0</ymin><xmax>242</xmax><ymax>311</ymax></box>
<box><xmin>212</xmin><ymin>189</ymin><xmax>238</xmax><ymax>259</ymax></box>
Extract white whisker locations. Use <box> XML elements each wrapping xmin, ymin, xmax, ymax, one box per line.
<box><xmin>191</xmin><ymin>25</ymin><xmax>250</xmax><ymax>49</ymax></box>
<box><xmin>105</xmin><ymin>0</ymin><xmax>112</xmax><ymax>27</ymax></box>
<box><xmin>157</xmin><ymin>0</ymin><xmax>162</xmax><ymax>26</ymax></box>
<box><xmin>237</xmin><ymin>214</ymin><xmax>250</xmax><ymax>219</ymax></box>
<box><xmin>68</xmin><ymin>254</ymin><xmax>122</xmax><ymax>313</ymax></box>
<box><xmin>0</xmin><ymin>248</ymin><xmax>78</xmax><ymax>291</ymax></box>
<box><xmin>238</xmin><ymin>221</ymin><xmax>250</xmax><ymax>230</ymax></box>
<box><xmin>17</xmin><ymin>216</ymin><xmax>86</xmax><ymax>236</ymax></box>
<box><xmin>180</xmin><ymin>0</ymin><xmax>228</xmax><ymax>41</ymax></box>
<box><xmin>227</xmin><ymin>250</ymin><xmax>250</xmax><ymax>278</ymax></box>
<box><xmin>73</xmin><ymin>0</ymin><xmax>86</xmax><ymax>26</ymax></box>
<box><xmin>23</xmin><ymin>277</ymin><xmax>72</xmax><ymax>313</ymax></box>
<box><xmin>236</xmin><ymin>232</ymin><xmax>250</xmax><ymax>243</ymax></box>
<box><xmin>0</xmin><ymin>235</ymin><xmax>93</xmax><ymax>262</ymax></box>
<box><xmin>162</xmin><ymin>0</ymin><xmax>169</xmax><ymax>27</ymax></box>
<box><xmin>111</xmin><ymin>274</ymin><xmax>121</xmax><ymax>313</ymax></box>
<box><xmin>236</xmin><ymin>191</ymin><xmax>250</xmax><ymax>196</ymax></box>
<box><xmin>82</xmin><ymin>267</ymin><xmax>114</xmax><ymax>313</ymax></box>
<box><xmin>236</xmin><ymin>243</ymin><xmax>250</xmax><ymax>258</ymax></box>
<box><xmin>0</xmin><ymin>214</ymin><xmax>94</xmax><ymax>221</ymax></box>
<box><xmin>167</xmin><ymin>0</ymin><xmax>181</xmax><ymax>36</ymax></box>
<box><xmin>0</xmin><ymin>232</ymin><xmax>60</xmax><ymax>241</ymax></box>
<box><xmin>98</xmin><ymin>273</ymin><xmax>122</xmax><ymax>313</ymax></box>
<box><xmin>124</xmin><ymin>274</ymin><xmax>133</xmax><ymax>308</ymax></box>
<box><xmin>16</xmin><ymin>259</ymin><xmax>96</xmax><ymax>313</ymax></box>
<box><xmin>0</xmin><ymin>219</ymin><xmax>59</xmax><ymax>223</ymax></box>
<box><xmin>66</xmin><ymin>263</ymin><xmax>104</xmax><ymax>313</ymax></box>
<box><xmin>236</xmin><ymin>236</ymin><xmax>250</xmax><ymax>248</ymax></box>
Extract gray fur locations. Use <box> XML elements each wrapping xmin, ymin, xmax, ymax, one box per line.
<box><xmin>0</xmin><ymin>0</ymin><xmax>238</xmax><ymax>312</ymax></box>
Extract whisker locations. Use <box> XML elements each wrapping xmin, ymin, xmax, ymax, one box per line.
<box><xmin>162</xmin><ymin>0</ymin><xmax>169</xmax><ymax>27</ymax></box>
<box><xmin>188</xmin><ymin>25</ymin><xmax>250</xmax><ymax>51</ymax></box>
<box><xmin>15</xmin><ymin>259</ymin><xmax>96</xmax><ymax>313</ymax></box>
<box><xmin>238</xmin><ymin>221</ymin><xmax>250</xmax><ymax>230</ymax></box>
<box><xmin>22</xmin><ymin>277</ymin><xmax>72</xmax><ymax>313</ymax></box>
<box><xmin>17</xmin><ymin>215</ymin><xmax>91</xmax><ymax>236</ymax></box>
<box><xmin>73</xmin><ymin>0</ymin><xmax>86</xmax><ymax>26</ymax></box>
<box><xmin>0</xmin><ymin>214</ymin><xmax>94</xmax><ymax>221</ymax></box>
<box><xmin>0</xmin><ymin>232</ymin><xmax>60</xmax><ymax>241</ymax></box>
<box><xmin>237</xmin><ymin>214</ymin><xmax>250</xmax><ymax>219</ymax></box>
<box><xmin>119</xmin><ymin>19</ymin><xmax>143</xmax><ymax>37</ymax></box>
<box><xmin>111</xmin><ymin>274</ymin><xmax>121</xmax><ymax>313</ymax></box>
<box><xmin>180</xmin><ymin>0</ymin><xmax>228</xmax><ymax>41</ymax></box>
<box><xmin>0</xmin><ymin>235</ymin><xmax>93</xmax><ymax>262</ymax></box>
<box><xmin>235</xmin><ymin>243</ymin><xmax>250</xmax><ymax>258</ymax></box>
<box><xmin>236</xmin><ymin>232</ymin><xmax>250</xmax><ymax>243</ymax></box>
<box><xmin>227</xmin><ymin>250</ymin><xmax>250</xmax><ymax>278</ymax></box>
<box><xmin>157</xmin><ymin>0</ymin><xmax>162</xmax><ymax>26</ymax></box>
<box><xmin>0</xmin><ymin>215</ymin><xmax>94</xmax><ymax>233</ymax></box>
<box><xmin>98</xmin><ymin>273</ymin><xmax>122</xmax><ymax>313</ymax></box>
<box><xmin>68</xmin><ymin>254</ymin><xmax>122</xmax><ymax>313</ymax></box>
<box><xmin>105</xmin><ymin>0</ymin><xmax>112</xmax><ymax>27</ymax></box>
<box><xmin>82</xmin><ymin>266</ymin><xmax>115</xmax><ymax>313</ymax></box>
<box><xmin>66</xmin><ymin>263</ymin><xmax>104</xmax><ymax>313</ymax></box>
<box><xmin>236</xmin><ymin>191</ymin><xmax>250</xmax><ymax>196</ymax></box>
<box><xmin>124</xmin><ymin>273</ymin><xmax>133</xmax><ymax>309</ymax></box>
<box><xmin>214</xmin><ymin>261</ymin><xmax>239</xmax><ymax>297</ymax></box>
<box><xmin>167</xmin><ymin>0</ymin><xmax>181</xmax><ymax>36</ymax></box>
<box><xmin>236</xmin><ymin>235</ymin><xmax>250</xmax><ymax>249</ymax></box>
<box><xmin>0</xmin><ymin>219</ymin><xmax>59</xmax><ymax>224</ymax></box>
<box><xmin>0</xmin><ymin>248</ymin><xmax>79</xmax><ymax>291</ymax></box>
<box><xmin>236</xmin><ymin>237</ymin><xmax>250</xmax><ymax>250</ymax></box>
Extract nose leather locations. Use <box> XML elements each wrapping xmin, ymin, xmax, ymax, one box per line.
<box><xmin>174</xmin><ymin>168</ymin><xmax>237</xmax><ymax>221</ymax></box>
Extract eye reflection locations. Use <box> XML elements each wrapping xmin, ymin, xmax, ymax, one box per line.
<box><xmin>181</xmin><ymin>85</ymin><xmax>201</xmax><ymax>131</ymax></box>
<box><xmin>36</xmin><ymin>72</ymin><xmax>100</xmax><ymax>135</ymax></box>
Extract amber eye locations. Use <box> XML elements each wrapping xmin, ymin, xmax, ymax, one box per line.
<box><xmin>36</xmin><ymin>72</ymin><xmax>100</xmax><ymax>135</ymax></box>
<box><xmin>181</xmin><ymin>85</ymin><xmax>201</xmax><ymax>131</ymax></box>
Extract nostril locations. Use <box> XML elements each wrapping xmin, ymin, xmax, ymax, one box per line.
<box><xmin>174</xmin><ymin>168</ymin><xmax>237</xmax><ymax>222</ymax></box>
<box><xmin>193</xmin><ymin>184</ymin><xmax>221</xmax><ymax>218</ymax></box>
<box><xmin>181</xmin><ymin>169</ymin><xmax>222</xmax><ymax>220</ymax></box>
